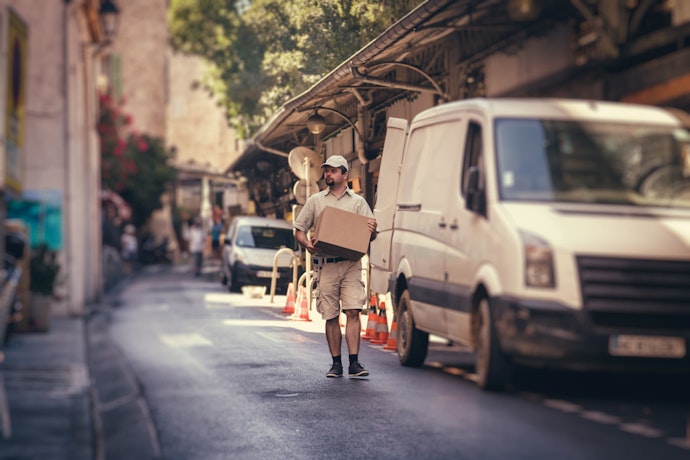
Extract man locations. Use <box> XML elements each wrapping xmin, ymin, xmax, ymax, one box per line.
<box><xmin>294</xmin><ymin>155</ymin><xmax>377</xmax><ymax>378</ymax></box>
<box><xmin>188</xmin><ymin>217</ymin><xmax>206</xmax><ymax>277</ymax></box>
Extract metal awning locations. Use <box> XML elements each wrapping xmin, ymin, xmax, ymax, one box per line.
<box><xmin>228</xmin><ymin>0</ymin><xmax>572</xmax><ymax>175</ymax></box>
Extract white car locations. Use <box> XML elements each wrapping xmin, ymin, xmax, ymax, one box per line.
<box><xmin>221</xmin><ymin>216</ymin><xmax>301</xmax><ymax>294</ymax></box>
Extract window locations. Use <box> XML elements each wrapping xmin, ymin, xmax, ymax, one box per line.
<box><xmin>462</xmin><ymin>121</ymin><xmax>483</xmax><ymax>196</ymax></box>
<box><xmin>236</xmin><ymin>226</ymin><xmax>294</xmax><ymax>250</ymax></box>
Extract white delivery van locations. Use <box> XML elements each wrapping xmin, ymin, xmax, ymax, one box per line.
<box><xmin>370</xmin><ymin>98</ymin><xmax>690</xmax><ymax>391</ymax></box>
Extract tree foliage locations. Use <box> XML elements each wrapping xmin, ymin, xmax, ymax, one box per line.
<box><xmin>169</xmin><ymin>0</ymin><xmax>424</xmax><ymax>138</ymax></box>
<box><xmin>98</xmin><ymin>92</ymin><xmax>177</xmax><ymax>228</ymax></box>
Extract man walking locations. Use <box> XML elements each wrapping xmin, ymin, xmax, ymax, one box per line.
<box><xmin>294</xmin><ymin>155</ymin><xmax>377</xmax><ymax>378</ymax></box>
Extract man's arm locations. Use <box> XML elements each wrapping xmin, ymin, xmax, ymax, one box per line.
<box><xmin>295</xmin><ymin>229</ymin><xmax>316</xmax><ymax>253</ymax></box>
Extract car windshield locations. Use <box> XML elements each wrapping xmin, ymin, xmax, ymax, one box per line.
<box><xmin>235</xmin><ymin>226</ymin><xmax>294</xmax><ymax>250</ymax></box>
<box><xmin>494</xmin><ymin>118</ymin><xmax>690</xmax><ymax>208</ymax></box>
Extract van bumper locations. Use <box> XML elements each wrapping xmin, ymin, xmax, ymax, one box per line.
<box><xmin>491</xmin><ymin>296</ymin><xmax>690</xmax><ymax>372</ymax></box>
<box><xmin>232</xmin><ymin>262</ymin><xmax>297</xmax><ymax>293</ymax></box>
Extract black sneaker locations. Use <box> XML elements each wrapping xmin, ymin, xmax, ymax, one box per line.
<box><xmin>326</xmin><ymin>363</ymin><xmax>343</xmax><ymax>378</ymax></box>
<box><xmin>348</xmin><ymin>362</ymin><xmax>369</xmax><ymax>377</ymax></box>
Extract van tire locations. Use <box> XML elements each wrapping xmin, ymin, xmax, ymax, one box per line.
<box><xmin>475</xmin><ymin>298</ymin><xmax>512</xmax><ymax>391</ymax></box>
<box><xmin>397</xmin><ymin>289</ymin><xmax>429</xmax><ymax>367</ymax></box>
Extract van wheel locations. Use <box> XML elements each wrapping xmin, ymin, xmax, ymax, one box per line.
<box><xmin>397</xmin><ymin>290</ymin><xmax>429</xmax><ymax>367</ymax></box>
<box><xmin>475</xmin><ymin>298</ymin><xmax>512</xmax><ymax>391</ymax></box>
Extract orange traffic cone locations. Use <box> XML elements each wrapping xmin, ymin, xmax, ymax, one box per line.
<box><xmin>291</xmin><ymin>285</ymin><xmax>304</xmax><ymax>319</ymax></box>
<box><xmin>292</xmin><ymin>286</ymin><xmax>311</xmax><ymax>322</ymax></box>
<box><xmin>362</xmin><ymin>297</ymin><xmax>378</xmax><ymax>341</ymax></box>
<box><xmin>281</xmin><ymin>282</ymin><xmax>296</xmax><ymax>314</ymax></box>
<box><xmin>383</xmin><ymin>314</ymin><xmax>398</xmax><ymax>351</ymax></box>
<box><xmin>362</xmin><ymin>294</ymin><xmax>377</xmax><ymax>332</ymax></box>
<box><xmin>367</xmin><ymin>294</ymin><xmax>378</xmax><ymax>314</ymax></box>
<box><xmin>371</xmin><ymin>302</ymin><xmax>389</xmax><ymax>345</ymax></box>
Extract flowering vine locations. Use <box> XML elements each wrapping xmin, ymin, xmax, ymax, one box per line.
<box><xmin>97</xmin><ymin>90</ymin><xmax>176</xmax><ymax>227</ymax></box>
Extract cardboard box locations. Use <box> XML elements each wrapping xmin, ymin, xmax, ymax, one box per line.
<box><xmin>314</xmin><ymin>206</ymin><xmax>371</xmax><ymax>260</ymax></box>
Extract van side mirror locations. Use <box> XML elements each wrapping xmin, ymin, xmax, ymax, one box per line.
<box><xmin>465</xmin><ymin>166</ymin><xmax>486</xmax><ymax>216</ymax></box>
<box><xmin>224</xmin><ymin>238</ymin><xmax>232</xmax><ymax>246</ymax></box>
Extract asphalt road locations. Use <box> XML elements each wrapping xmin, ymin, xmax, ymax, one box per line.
<box><xmin>105</xmin><ymin>263</ymin><xmax>690</xmax><ymax>460</ymax></box>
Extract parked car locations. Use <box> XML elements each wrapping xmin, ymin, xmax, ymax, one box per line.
<box><xmin>221</xmin><ymin>216</ymin><xmax>301</xmax><ymax>294</ymax></box>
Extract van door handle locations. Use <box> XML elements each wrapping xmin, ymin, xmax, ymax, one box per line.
<box><xmin>438</xmin><ymin>220</ymin><xmax>447</xmax><ymax>228</ymax></box>
<box><xmin>450</xmin><ymin>220</ymin><xmax>459</xmax><ymax>230</ymax></box>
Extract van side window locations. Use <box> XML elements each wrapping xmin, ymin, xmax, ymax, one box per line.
<box><xmin>462</xmin><ymin>122</ymin><xmax>483</xmax><ymax>196</ymax></box>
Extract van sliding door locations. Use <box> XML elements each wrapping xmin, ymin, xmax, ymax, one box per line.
<box><xmin>444</xmin><ymin>119</ymin><xmax>489</xmax><ymax>345</ymax></box>
<box><xmin>396</xmin><ymin>119</ymin><xmax>465</xmax><ymax>336</ymax></box>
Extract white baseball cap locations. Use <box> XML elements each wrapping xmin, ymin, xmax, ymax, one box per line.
<box><xmin>321</xmin><ymin>155</ymin><xmax>349</xmax><ymax>172</ymax></box>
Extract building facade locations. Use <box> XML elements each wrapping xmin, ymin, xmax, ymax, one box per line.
<box><xmin>0</xmin><ymin>0</ymin><xmax>109</xmax><ymax>316</ymax></box>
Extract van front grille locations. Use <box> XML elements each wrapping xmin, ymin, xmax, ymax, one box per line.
<box><xmin>577</xmin><ymin>256</ymin><xmax>690</xmax><ymax>330</ymax></box>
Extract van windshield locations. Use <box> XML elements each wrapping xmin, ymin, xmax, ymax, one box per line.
<box><xmin>495</xmin><ymin>119</ymin><xmax>690</xmax><ymax>208</ymax></box>
<box><xmin>235</xmin><ymin>226</ymin><xmax>295</xmax><ymax>250</ymax></box>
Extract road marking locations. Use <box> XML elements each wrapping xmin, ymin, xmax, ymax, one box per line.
<box><xmin>224</xmin><ymin>319</ymin><xmax>323</xmax><ymax>333</ymax></box>
<box><xmin>580</xmin><ymin>410</ymin><xmax>620</xmax><ymax>424</ymax></box>
<box><xmin>543</xmin><ymin>399</ymin><xmax>583</xmax><ymax>413</ymax></box>
<box><xmin>619</xmin><ymin>422</ymin><xmax>664</xmax><ymax>438</ymax></box>
<box><xmin>256</xmin><ymin>331</ymin><xmax>317</xmax><ymax>344</ymax></box>
<box><xmin>159</xmin><ymin>333</ymin><xmax>212</xmax><ymax>347</ymax></box>
<box><xmin>667</xmin><ymin>438</ymin><xmax>690</xmax><ymax>450</ymax></box>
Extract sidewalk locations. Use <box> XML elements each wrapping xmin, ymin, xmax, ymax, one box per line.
<box><xmin>0</xmin><ymin>316</ymin><xmax>94</xmax><ymax>459</ymax></box>
<box><xmin>0</xmin><ymin>279</ymin><xmax>160</xmax><ymax>460</ymax></box>
<box><xmin>0</xmin><ymin>259</ymin><xmax>315</xmax><ymax>460</ymax></box>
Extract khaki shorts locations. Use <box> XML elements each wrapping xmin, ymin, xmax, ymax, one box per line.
<box><xmin>314</xmin><ymin>259</ymin><xmax>366</xmax><ymax>321</ymax></box>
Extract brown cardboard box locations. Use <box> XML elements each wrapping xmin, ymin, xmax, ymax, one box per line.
<box><xmin>314</xmin><ymin>206</ymin><xmax>371</xmax><ymax>260</ymax></box>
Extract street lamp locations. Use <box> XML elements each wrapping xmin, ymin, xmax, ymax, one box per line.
<box><xmin>99</xmin><ymin>0</ymin><xmax>120</xmax><ymax>40</ymax></box>
<box><xmin>306</xmin><ymin>111</ymin><xmax>326</xmax><ymax>135</ymax></box>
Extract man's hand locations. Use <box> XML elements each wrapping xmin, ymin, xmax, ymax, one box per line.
<box><xmin>295</xmin><ymin>229</ymin><xmax>316</xmax><ymax>253</ymax></box>
<box><xmin>368</xmin><ymin>219</ymin><xmax>378</xmax><ymax>241</ymax></box>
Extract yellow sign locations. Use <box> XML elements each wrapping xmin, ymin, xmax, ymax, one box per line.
<box><xmin>6</xmin><ymin>9</ymin><xmax>28</xmax><ymax>195</ymax></box>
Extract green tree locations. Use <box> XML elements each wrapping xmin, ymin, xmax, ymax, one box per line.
<box><xmin>98</xmin><ymin>91</ymin><xmax>177</xmax><ymax>228</ymax></box>
<box><xmin>169</xmin><ymin>0</ymin><xmax>423</xmax><ymax>138</ymax></box>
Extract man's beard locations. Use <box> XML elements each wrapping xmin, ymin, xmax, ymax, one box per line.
<box><xmin>325</xmin><ymin>178</ymin><xmax>334</xmax><ymax>187</ymax></box>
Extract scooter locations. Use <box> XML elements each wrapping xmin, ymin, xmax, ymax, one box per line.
<box><xmin>140</xmin><ymin>236</ymin><xmax>173</xmax><ymax>265</ymax></box>
<box><xmin>2</xmin><ymin>231</ymin><xmax>25</xmax><ymax>345</ymax></box>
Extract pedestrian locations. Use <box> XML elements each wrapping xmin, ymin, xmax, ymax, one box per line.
<box><xmin>188</xmin><ymin>218</ymin><xmax>206</xmax><ymax>276</ymax></box>
<box><xmin>211</xmin><ymin>218</ymin><xmax>223</xmax><ymax>259</ymax></box>
<box><xmin>294</xmin><ymin>155</ymin><xmax>377</xmax><ymax>378</ymax></box>
<box><xmin>120</xmin><ymin>224</ymin><xmax>138</xmax><ymax>273</ymax></box>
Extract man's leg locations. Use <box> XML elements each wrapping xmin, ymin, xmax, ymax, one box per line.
<box><xmin>343</xmin><ymin>310</ymin><xmax>361</xmax><ymax>355</ymax></box>
<box><xmin>325</xmin><ymin>317</ymin><xmax>342</xmax><ymax>356</ymax></box>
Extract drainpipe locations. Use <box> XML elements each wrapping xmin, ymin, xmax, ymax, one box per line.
<box><xmin>63</xmin><ymin>0</ymin><xmax>74</xmax><ymax>313</ymax></box>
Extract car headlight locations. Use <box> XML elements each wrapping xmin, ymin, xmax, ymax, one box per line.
<box><xmin>232</xmin><ymin>248</ymin><xmax>246</xmax><ymax>265</ymax></box>
<box><xmin>519</xmin><ymin>230</ymin><xmax>555</xmax><ymax>288</ymax></box>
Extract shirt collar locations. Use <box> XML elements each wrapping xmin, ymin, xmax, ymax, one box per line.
<box><xmin>324</xmin><ymin>187</ymin><xmax>353</xmax><ymax>198</ymax></box>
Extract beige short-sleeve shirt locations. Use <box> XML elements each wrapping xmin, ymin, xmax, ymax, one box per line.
<box><xmin>293</xmin><ymin>188</ymin><xmax>373</xmax><ymax>257</ymax></box>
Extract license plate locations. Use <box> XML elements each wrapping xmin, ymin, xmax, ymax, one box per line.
<box><xmin>609</xmin><ymin>335</ymin><xmax>686</xmax><ymax>358</ymax></box>
<box><xmin>256</xmin><ymin>271</ymin><xmax>277</xmax><ymax>278</ymax></box>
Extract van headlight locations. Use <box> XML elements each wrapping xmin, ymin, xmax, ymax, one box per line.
<box><xmin>519</xmin><ymin>230</ymin><xmax>555</xmax><ymax>288</ymax></box>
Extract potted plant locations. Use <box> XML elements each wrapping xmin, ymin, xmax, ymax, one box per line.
<box><xmin>29</xmin><ymin>243</ymin><xmax>60</xmax><ymax>331</ymax></box>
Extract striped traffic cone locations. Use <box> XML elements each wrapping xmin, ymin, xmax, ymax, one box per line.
<box><xmin>293</xmin><ymin>285</ymin><xmax>311</xmax><ymax>322</ymax></box>
<box><xmin>281</xmin><ymin>282</ymin><xmax>296</xmax><ymax>314</ymax></box>
<box><xmin>383</xmin><ymin>314</ymin><xmax>399</xmax><ymax>351</ymax></box>
<box><xmin>362</xmin><ymin>299</ymin><xmax>378</xmax><ymax>341</ymax></box>
<box><xmin>371</xmin><ymin>302</ymin><xmax>389</xmax><ymax>345</ymax></box>
<box><xmin>291</xmin><ymin>285</ymin><xmax>304</xmax><ymax>320</ymax></box>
